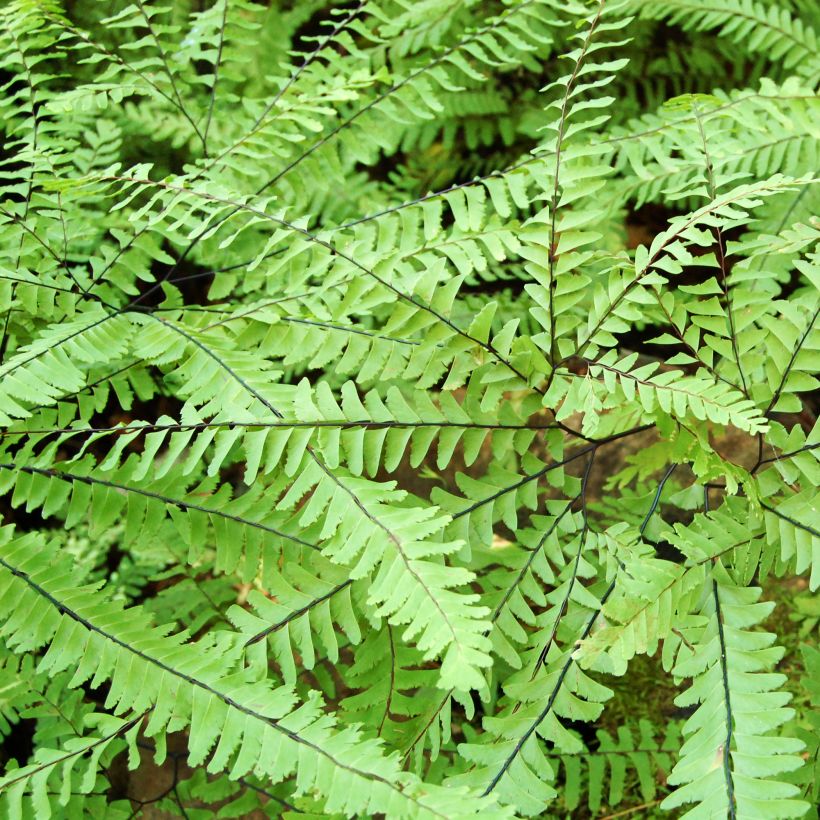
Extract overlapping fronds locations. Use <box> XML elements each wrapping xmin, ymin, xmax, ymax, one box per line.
<box><xmin>0</xmin><ymin>0</ymin><xmax>816</xmax><ymax>815</ymax></box>
<box><xmin>0</xmin><ymin>527</ymin><xmax>503</xmax><ymax>818</ymax></box>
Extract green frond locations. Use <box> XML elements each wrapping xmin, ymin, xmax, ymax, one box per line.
<box><xmin>556</xmin><ymin>719</ymin><xmax>682</xmax><ymax>815</ymax></box>
<box><xmin>0</xmin><ymin>0</ymin><xmax>816</xmax><ymax>814</ymax></box>
<box><xmin>633</xmin><ymin>0</ymin><xmax>820</xmax><ymax>85</ymax></box>
<box><xmin>0</xmin><ymin>527</ymin><xmax>502</xmax><ymax>817</ymax></box>
<box><xmin>662</xmin><ymin>567</ymin><xmax>808</xmax><ymax>818</ymax></box>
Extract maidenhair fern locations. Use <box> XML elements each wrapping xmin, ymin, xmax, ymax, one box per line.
<box><xmin>0</xmin><ymin>0</ymin><xmax>817</xmax><ymax>817</ymax></box>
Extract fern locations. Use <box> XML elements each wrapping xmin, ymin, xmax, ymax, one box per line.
<box><xmin>662</xmin><ymin>568</ymin><xmax>806</xmax><ymax>818</ymax></box>
<box><xmin>0</xmin><ymin>0</ymin><xmax>817</xmax><ymax>816</ymax></box>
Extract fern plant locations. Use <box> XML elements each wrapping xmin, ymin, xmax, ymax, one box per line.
<box><xmin>0</xmin><ymin>0</ymin><xmax>817</xmax><ymax>816</ymax></box>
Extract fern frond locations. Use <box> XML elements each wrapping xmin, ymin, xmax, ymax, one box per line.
<box><xmin>1</xmin><ymin>0</ymin><xmax>816</xmax><ymax>813</ymax></box>
<box><xmin>0</xmin><ymin>527</ymin><xmax>502</xmax><ymax>817</ymax></box>
<box><xmin>557</xmin><ymin>720</ymin><xmax>682</xmax><ymax>815</ymax></box>
<box><xmin>633</xmin><ymin>0</ymin><xmax>820</xmax><ymax>85</ymax></box>
<box><xmin>662</xmin><ymin>567</ymin><xmax>808</xmax><ymax>818</ymax></box>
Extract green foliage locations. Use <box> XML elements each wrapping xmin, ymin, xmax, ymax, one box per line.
<box><xmin>0</xmin><ymin>0</ymin><xmax>817</xmax><ymax>816</ymax></box>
